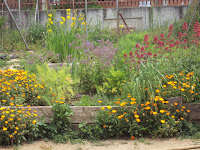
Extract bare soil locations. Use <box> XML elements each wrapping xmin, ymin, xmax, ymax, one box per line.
<box><xmin>1</xmin><ymin>138</ymin><xmax>200</xmax><ymax>150</ymax></box>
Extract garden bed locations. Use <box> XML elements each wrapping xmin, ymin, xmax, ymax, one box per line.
<box><xmin>15</xmin><ymin>97</ymin><xmax>199</xmax><ymax>126</ymax></box>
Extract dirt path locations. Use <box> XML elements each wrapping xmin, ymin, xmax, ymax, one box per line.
<box><xmin>1</xmin><ymin>138</ymin><xmax>200</xmax><ymax>150</ymax></box>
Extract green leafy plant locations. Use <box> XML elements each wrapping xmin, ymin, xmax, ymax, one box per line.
<box><xmin>27</xmin><ymin>23</ymin><xmax>46</xmax><ymax>43</ymax></box>
<box><xmin>98</xmin><ymin>66</ymin><xmax>126</xmax><ymax>96</ymax></box>
<box><xmin>38</xmin><ymin>102</ymin><xmax>78</xmax><ymax>143</ymax></box>
<box><xmin>36</xmin><ymin>63</ymin><xmax>74</xmax><ymax>102</ymax></box>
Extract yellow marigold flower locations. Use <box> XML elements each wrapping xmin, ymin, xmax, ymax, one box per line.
<box><xmin>1</xmin><ymin>115</ymin><xmax>5</xmax><ymax>118</ymax></box>
<box><xmin>153</xmin><ymin>112</ymin><xmax>157</xmax><ymax>115</ymax></box>
<box><xmin>9</xmin><ymin>118</ymin><xmax>13</xmax><ymax>121</ymax></box>
<box><xmin>10</xmin><ymin>114</ymin><xmax>14</xmax><ymax>117</ymax></box>
<box><xmin>48</xmin><ymin>29</ymin><xmax>52</xmax><ymax>32</ymax></box>
<box><xmin>160</xmin><ymin>110</ymin><xmax>165</xmax><ymax>113</ymax></box>
<box><xmin>60</xmin><ymin>21</ymin><xmax>64</xmax><ymax>25</ymax></box>
<box><xmin>5</xmin><ymin>121</ymin><xmax>8</xmax><ymax>124</ymax></box>
<box><xmin>112</xmin><ymin>110</ymin><xmax>117</xmax><ymax>113</ymax></box>
<box><xmin>66</xmin><ymin>9</ymin><xmax>71</xmax><ymax>11</ymax></box>
<box><xmin>14</xmin><ymin>131</ymin><xmax>17</xmax><ymax>134</ymax></box>
<box><xmin>173</xmin><ymin>86</ymin><xmax>177</xmax><ymax>89</ymax></box>
<box><xmin>160</xmin><ymin>120</ymin><xmax>165</xmax><ymax>123</ymax></box>
<box><xmin>118</xmin><ymin>116</ymin><xmax>122</xmax><ymax>119</ymax></box>
<box><xmin>180</xmin><ymin>118</ymin><xmax>184</xmax><ymax>120</ymax></box>
<box><xmin>120</xmin><ymin>102</ymin><xmax>126</xmax><ymax>107</ymax></box>
<box><xmin>3</xmin><ymin>127</ymin><xmax>7</xmax><ymax>131</ymax></box>
<box><xmin>67</xmin><ymin>16</ymin><xmax>70</xmax><ymax>19</ymax></box>
<box><xmin>10</xmin><ymin>103</ymin><xmax>14</xmax><ymax>106</ymax></box>
<box><xmin>37</xmin><ymin>96</ymin><xmax>41</xmax><ymax>99</ymax></box>
<box><xmin>107</xmin><ymin>106</ymin><xmax>112</xmax><ymax>109</ymax></box>
<box><xmin>119</xmin><ymin>25</ymin><xmax>123</xmax><ymax>28</ymax></box>
<box><xmin>174</xmin><ymin>103</ymin><xmax>178</xmax><ymax>106</ymax></box>
<box><xmin>34</xmin><ymin>114</ymin><xmax>37</xmax><ymax>117</ymax></box>
<box><xmin>136</xmin><ymin>119</ymin><xmax>141</xmax><ymax>122</ymax></box>
<box><xmin>156</xmin><ymin>89</ymin><xmax>160</xmax><ymax>93</ymax></box>
<box><xmin>144</xmin><ymin>106</ymin><xmax>150</xmax><ymax>110</ymax></box>
<box><xmin>32</xmin><ymin>120</ymin><xmax>37</xmax><ymax>124</ymax></box>
<box><xmin>163</xmin><ymin>85</ymin><xmax>166</xmax><ymax>88</ymax></box>
<box><xmin>98</xmin><ymin>101</ymin><xmax>102</xmax><ymax>103</ymax></box>
<box><xmin>181</xmin><ymin>88</ymin><xmax>185</xmax><ymax>91</ymax></box>
<box><xmin>15</xmin><ymin>127</ymin><xmax>19</xmax><ymax>130</ymax></box>
<box><xmin>134</xmin><ymin>115</ymin><xmax>139</xmax><ymax>118</ymax></box>
<box><xmin>130</xmin><ymin>101</ymin><xmax>136</xmax><ymax>105</ymax></box>
<box><xmin>101</xmin><ymin>107</ymin><xmax>105</xmax><ymax>110</ymax></box>
<box><xmin>10</xmin><ymin>135</ymin><xmax>13</xmax><ymax>138</ymax></box>
<box><xmin>171</xmin><ymin>115</ymin><xmax>175</xmax><ymax>118</ymax></box>
<box><xmin>131</xmin><ymin>98</ymin><xmax>136</xmax><ymax>101</ymax></box>
<box><xmin>6</xmin><ymin>111</ymin><xmax>10</xmax><ymax>114</ymax></box>
<box><xmin>187</xmin><ymin>110</ymin><xmax>190</xmax><ymax>112</ymax></box>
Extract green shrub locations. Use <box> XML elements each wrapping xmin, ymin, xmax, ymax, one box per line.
<box><xmin>27</xmin><ymin>23</ymin><xmax>46</xmax><ymax>43</ymax></box>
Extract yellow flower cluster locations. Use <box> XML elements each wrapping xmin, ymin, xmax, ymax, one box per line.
<box><xmin>161</xmin><ymin>71</ymin><xmax>198</xmax><ymax>101</ymax></box>
<box><xmin>0</xmin><ymin>106</ymin><xmax>37</xmax><ymax>139</ymax></box>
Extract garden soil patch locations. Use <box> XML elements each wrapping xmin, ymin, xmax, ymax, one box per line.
<box><xmin>1</xmin><ymin>138</ymin><xmax>200</xmax><ymax>150</ymax></box>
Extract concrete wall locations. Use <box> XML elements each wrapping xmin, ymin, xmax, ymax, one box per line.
<box><xmin>1</xmin><ymin>6</ymin><xmax>188</xmax><ymax>31</ymax></box>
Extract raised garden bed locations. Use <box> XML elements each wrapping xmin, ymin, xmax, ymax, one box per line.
<box><xmin>12</xmin><ymin>97</ymin><xmax>199</xmax><ymax>127</ymax></box>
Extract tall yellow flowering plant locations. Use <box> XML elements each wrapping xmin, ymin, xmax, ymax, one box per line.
<box><xmin>45</xmin><ymin>9</ymin><xmax>87</xmax><ymax>61</ymax></box>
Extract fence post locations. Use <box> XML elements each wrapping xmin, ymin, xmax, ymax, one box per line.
<box><xmin>19</xmin><ymin>0</ymin><xmax>21</xmax><ymax>30</ymax></box>
<box><xmin>117</xmin><ymin>0</ymin><xmax>119</xmax><ymax>40</ymax></box>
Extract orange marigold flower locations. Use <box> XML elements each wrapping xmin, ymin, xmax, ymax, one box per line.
<box><xmin>180</xmin><ymin>118</ymin><xmax>184</xmax><ymax>120</ymax></box>
<box><xmin>103</xmin><ymin>125</ymin><xmax>107</xmax><ymax>128</ymax></box>
<box><xmin>136</xmin><ymin>119</ymin><xmax>141</xmax><ymax>122</ymax></box>
<box><xmin>171</xmin><ymin>115</ymin><xmax>175</xmax><ymax>118</ymax></box>
<box><xmin>130</xmin><ymin>136</ymin><xmax>135</xmax><ymax>140</ymax></box>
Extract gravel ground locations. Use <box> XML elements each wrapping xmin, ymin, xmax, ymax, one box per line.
<box><xmin>1</xmin><ymin>138</ymin><xmax>200</xmax><ymax>150</ymax></box>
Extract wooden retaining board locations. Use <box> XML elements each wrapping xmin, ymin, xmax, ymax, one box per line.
<box><xmin>28</xmin><ymin>106</ymin><xmax>102</xmax><ymax>124</ymax></box>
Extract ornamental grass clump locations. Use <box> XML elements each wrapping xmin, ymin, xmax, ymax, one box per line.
<box><xmin>0</xmin><ymin>105</ymin><xmax>39</xmax><ymax>145</ymax></box>
<box><xmin>0</xmin><ymin>69</ymin><xmax>54</xmax><ymax>106</ymax></box>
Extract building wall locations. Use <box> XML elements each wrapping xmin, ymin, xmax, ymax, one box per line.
<box><xmin>1</xmin><ymin>6</ymin><xmax>188</xmax><ymax>31</ymax></box>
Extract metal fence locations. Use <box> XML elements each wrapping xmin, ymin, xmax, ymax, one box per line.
<box><xmin>0</xmin><ymin>0</ymin><xmax>191</xmax><ymax>10</ymax></box>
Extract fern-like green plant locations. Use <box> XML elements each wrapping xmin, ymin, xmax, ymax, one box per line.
<box><xmin>36</xmin><ymin>63</ymin><xmax>74</xmax><ymax>102</ymax></box>
<box><xmin>98</xmin><ymin>66</ymin><xmax>126</xmax><ymax>96</ymax></box>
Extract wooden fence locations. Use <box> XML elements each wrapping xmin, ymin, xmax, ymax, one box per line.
<box><xmin>0</xmin><ymin>0</ymin><xmax>190</xmax><ymax>10</ymax></box>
